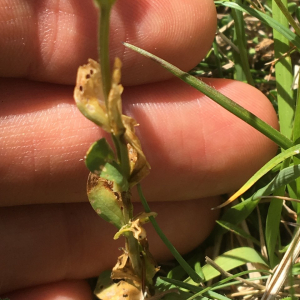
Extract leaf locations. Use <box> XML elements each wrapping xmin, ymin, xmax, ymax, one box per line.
<box><xmin>188</xmin><ymin>247</ymin><xmax>268</xmax><ymax>283</ymax></box>
<box><xmin>213</xmin><ymin>164</ymin><xmax>300</xmax><ymax>236</ymax></box>
<box><xmin>73</xmin><ymin>59</ymin><xmax>110</xmax><ymax>130</ymax></box>
<box><xmin>215</xmin><ymin>1</ymin><xmax>300</xmax><ymax>49</ymax></box>
<box><xmin>215</xmin><ymin>145</ymin><xmax>300</xmax><ymax>209</ymax></box>
<box><xmin>95</xmin><ymin>279</ymin><xmax>143</xmax><ymax>300</ymax></box>
<box><xmin>123</xmin><ymin>116</ymin><xmax>151</xmax><ymax>186</ymax></box>
<box><xmin>124</xmin><ymin>42</ymin><xmax>293</xmax><ymax>150</ymax></box>
<box><xmin>107</xmin><ymin>58</ymin><xmax>126</xmax><ymax>137</ymax></box>
<box><xmin>216</xmin><ymin>220</ymin><xmax>260</xmax><ymax>246</ymax></box>
<box><xmin>99</xmin><ymin>161</ymin><xmax>129</xmax><ymax>191</ymax></box>
<box><xmin>85</xmin><ymin>138</ymin><xmax>115</xmax><ymax>173</ymax></box>
<box><xmin>87</xmin><ymin>173</ymin><xmax>124</xmax><ymax>229</ymax></box>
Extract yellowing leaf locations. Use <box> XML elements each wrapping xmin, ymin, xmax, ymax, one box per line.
<box><xmin>74</xmin><ymin>59</ymin><xmax>110</xmax><ymax>130</ymax></box>
<box><xmin>107</xmin><ymin>58</ymin><xmax>126</xmax><ymax>136</ymax></box>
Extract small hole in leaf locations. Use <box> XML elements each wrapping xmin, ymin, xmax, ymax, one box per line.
<box><xmin>123</xmin><ymin>294</ymin><xmax>128</xmax><ymax>298</ymax></box>
<box><xmin>79</xmin><ymin>86</ymin><xmax>83</xmax><ymax>92</ymax></box>
<box><xmin>86</xmin><ymin>74</ymin><xmax>91</xmax><ymax>79</ymax></box>
<box><xmin>90</xmin><ymin>69</ymin><xmax>94</xmax><ymax>75</ymax></box>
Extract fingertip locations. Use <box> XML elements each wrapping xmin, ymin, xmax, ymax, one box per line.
<box><xmin>2</xmin><ymin>280</ymin><xmax>92</xmax><ymax>300</ymax></box>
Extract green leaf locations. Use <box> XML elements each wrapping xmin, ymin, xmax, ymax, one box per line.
<box><xmin>85</xmin><ymin>138</ymin><xmax>115</xmax><ymax>173</ymax></box>
<box><xmin>87</xmin><ymin>173</ymin><xmax>125</xmax><ymax>229</ymax></box>
<box><xmin>100</xmin><ymin>161</ymin><xmax>129</xmax><ymax>191</ymax></box>
<box><xmin>215</xmin><ymin>1</ymin><xmax>300</xmax><ymax>49</ymax></box>
<box><xmin>187</xmin><ymin>247</ymin><xmax>268</xmax><ymax>284</ymax></box>
<box><xmin>216</xmin><ymin>220</ymin><xmax>260</xmax><ymax>246</ymax></box>
<box><xmin>219</xmin><ymin>145</ymin><xmax>300</xmax><ymax>207</ymax></box>
<box><xmin>214</xmin><ymin>164</ymin><xmax>300</xmax><ymax>236</ymax></box>
<box><xmin>124</xmin><ymin>42</ymin><xmax>292</xmax><ymax>150</ymax></box>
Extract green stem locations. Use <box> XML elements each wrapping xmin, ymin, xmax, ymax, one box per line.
<box><xmin>122</xmin><ymin>190</ymin><xmax>142</xmax><ymax>278</ymax></box>
<box><xmin>124</xmin><ymin>42</ymin><xmax>293</xmax><ymax>150</ymax></box>
<box><xmin>137</xmin><ymin>184</ymin><xmax>203</xmax><ymax>283</ymax></box>
<box><xmin>99</xmin><ymin>5</ymin><xmax>112</xmax><ymax>103</ymax></box>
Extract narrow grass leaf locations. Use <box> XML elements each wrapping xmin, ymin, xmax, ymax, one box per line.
<box><xmin>137</xmin><ymin>184</ymin><xmax>203</xmax><ymax>283</ymax></box>
<box><xmin>215</xmin><ymin>1</ymin><xmax>300</xmax><ymax>49</ymax></box>
<box><xmin>231</xmin><ymin>0</ymin><xmax>254</xmax><ymax>85</ymax></box>
<box><xmin>124</xmin><ymin>42</ymin><xmax>293</xmax><ymax>150</ymax></box>
<box><xmin>265</xmin><ymin>194</ymin><xmax>283</xmax><ymax>267</ymax></box>
<box><xmin>213</xmin><ymin>164</ymin><xmax>300</xmax><ymax>236</ymax></box>
<box><xmin>215</xmin><ymin>145</ymin><xmax>300</xmax><ymax>209</ymax></box>
<box><xmin>272</xmin><ymin>0</ymin><xmax>295</xmax><ymax>139</ymax></box>
<box><xmin>216</xmin><ymin>220</ymin><xmax>261</xmax><ymax>246</ymax></box>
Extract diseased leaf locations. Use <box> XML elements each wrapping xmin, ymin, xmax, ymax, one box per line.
<box><xmin>107</xmin><ymin>58</ymin><xmax>126</xmax><ymax>137</ymax></box>
<box><xmin>87</xmin><ymin>173</ymin><xmax>124</xmax><ymax>229</ymax></box>
<box><xmin>95</xmin><ymin>279</ymin><xmax>143</xmax><ymax>300</ymax></box>
<box><xmin>73</xmin><ymin>59</ymin><xmax>110</xmax><ymax>130</ymax></box>
<box><xmin>123</xmin><ymin>116</ymin><xmax>151</xmax><ymax>186</ymax></box>
<box><xmin>85</xmin><ymin>138</ymin><xmax>115</xmax><ymax>173</ymax></box>
<box><xmin>99</xmin><ymin>161</ymin><xmax>129</xmax><ymax>191</ymax></box>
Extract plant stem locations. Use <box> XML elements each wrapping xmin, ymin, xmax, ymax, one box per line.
<box><xmin>137</xmin><ymin>184</ymin><xmax>203</xmax><ymax>283</ymax></box>
<box><xmin>98</xmin><ymin>4</ymin><xmax>112</xmax><ymax>103</ymax></box>
<box><xmin>122</xmin><ymin>191</ymin><xmax>142</xmax><ymax>278</ymax></box>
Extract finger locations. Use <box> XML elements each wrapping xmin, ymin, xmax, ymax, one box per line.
<box><xmin>0</xmin><ymin>78</ymin><xmax>278</xmax><ymax>206</ymax></box>
<box><xmin>0</xmin><ymin>197</ymin><xmax>219</xmax><ymax>293</ymax></box>
<box><xmin>1</xmin><ymin>0</ymin><xmax>216</xmax><ymax>85</ymax></box>
<box><xmin>2</xmin><ymin>280</ymin><xmax>92</xmax><ymax>300</ymax></box>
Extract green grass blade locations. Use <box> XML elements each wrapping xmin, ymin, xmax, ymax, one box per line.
<box><xmin>185</xmin><ymin>247</ymin><xmax>268</xmax><ymax>284</ymax></box>
<box><xmin>216</xmin><ymin>220</ymin><xmax>261</xmax><ymax>246</ymax></box>
<box><xmin>272</xmin><ymin>0</ymin><xmax>295</xmax><ymax>139</ymax></box>
<box><xmin>215</xmin><ymin>1</ymin><xmax>300</xmax><ymax>49</ymax></box>
<box><xmin>273</xmin><ymin>0</ymin><xmax>300</xmax><ymax>36</ymax></box>
<box><xmin>216</xmin><ymin>144</ymin><xmax>300</xmax><ymax>207</ymax></box>
<box><xmin>124</xmin><ymin>42</ymin><xmax>293</xmax><ymax>150</ymax></box>
<box><xmin>231</xmin><ymin>0</ymin><xmax>254</xmax><ymax>85</ymax></box>
<box><xmin>136</xmin><ymin>184</ymin><xmax>203</xmax><ymax>283</ymax></box>
<box><xmin>213</xmin><ymin>163</ymin><xmax>300</xmax><ymax>236</ymax></box>
<box><xmin>265</xmin><ymin>192</ymin><xmax>283</xmax><ymax>267</ymax></box>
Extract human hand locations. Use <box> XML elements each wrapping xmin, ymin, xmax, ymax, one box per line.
<box><xmin>0</xmin><ymin>0</ymin><xmax>278</xmax><ymax>299</ymax></box>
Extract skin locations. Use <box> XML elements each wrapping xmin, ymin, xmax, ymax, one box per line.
<box><xmin>0</xmin><ymin>0</ymin><xmax>279</xmax><ymax>299</ymax></box>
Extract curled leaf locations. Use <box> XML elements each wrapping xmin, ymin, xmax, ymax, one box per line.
<box><xmin>74</xmin><ymin>59</ymin><xmax>110</xmax><ymax>130</ymax></box>
<box><xmin>107</xmin><ymin>58</ymin><xmax>126</xmax><ymax>136</ymax></box>
<box><xmin>111</xmin><ymin>253</ymin><xmax>141</xmax><ymax>283</ymax></box>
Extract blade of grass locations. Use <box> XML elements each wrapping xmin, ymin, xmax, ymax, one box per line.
<box><xmin>231</xmin><ymin>0</ymin><xmax>255</xmax><ymax>85</ymax></box>
<box><xmin>264</xmin><ymin>0</ymin><xmax>295</xmax><ymax>268</ymax></box>
<box><xmin>214</xmin><ymin>145</ymin><xmax>300</xmax><ymax>208</ymax></box>
<box><xmin>272</xmin><ymin>0</ymin><xmax>295</xmax><ymax>139</ymax></box>
<box><xmin>212</xmin><ymin>40</ymin><xmax>223</xmax><ymax>78</ymax></box>
<box><xmin>273</xmin><ymin>0</ymin><xmax>300</xmax><ymax>36</ymax></box>
<box><xmin>291</xmin><ymin>67</ymin><xmax>300</xmax><ymax>218</ymax></box>
<box><xmin>185</xmin><ymin>247</ymin><xmax>268</xmax><ymax>283</ymax></box>
<box><xmin>215</xmin><ymin>1</ymin><xmax>300</xmax><ymax>49</ymax></box>
<box><xmin>124</xmin><ymin>42</ymin><xmax>293</xmax><ymax>150</ymax></box>
<box><xmin>136</xmin><ymin>184</ymin><xmax>203</xmax><ymax>283</ymax></box>
<box><xmin>213</xmin><ymin>163</ymin><xmax>300</xmax><ymax>236</ymax></box>
<box><xmin>216</xmin><ymin>220</ymin><xmax>261</xmax><ymax>246</ymax></box>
